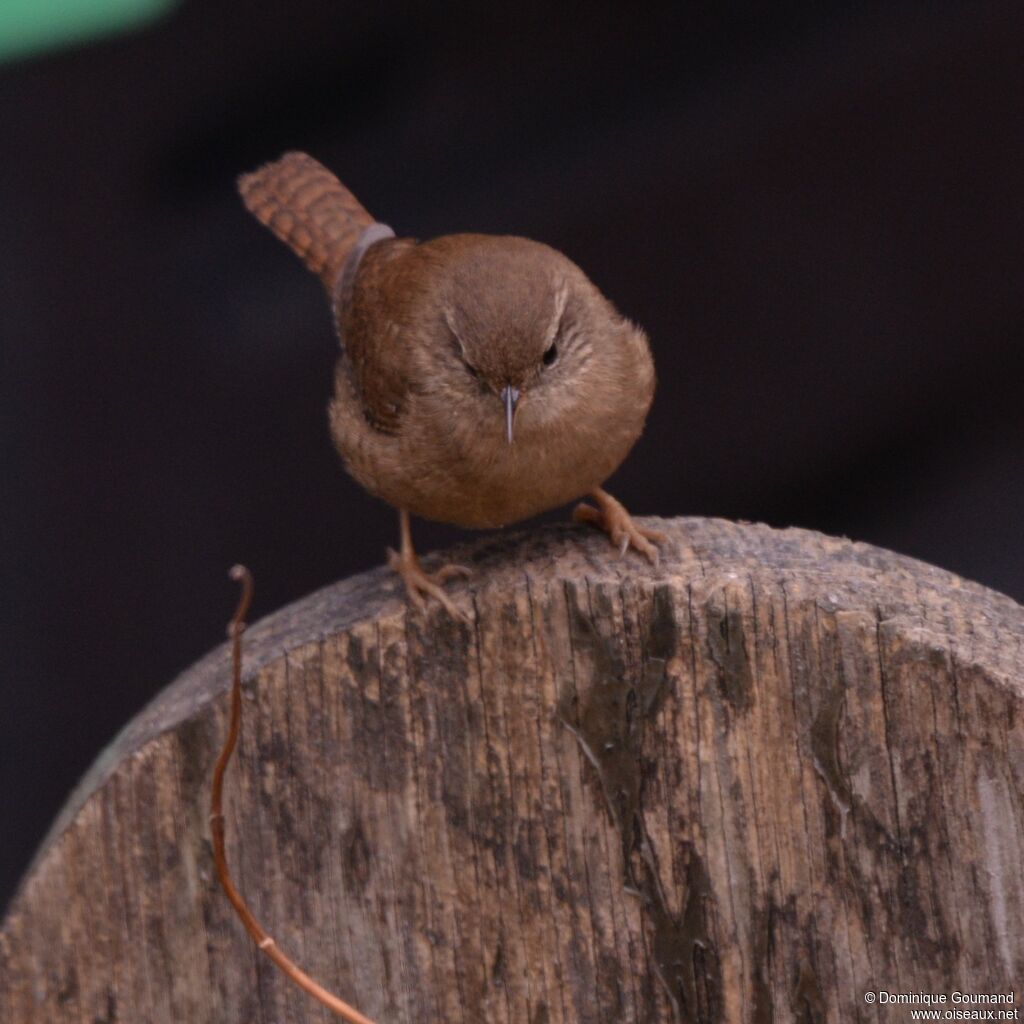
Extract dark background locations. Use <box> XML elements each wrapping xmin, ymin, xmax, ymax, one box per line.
<box><xmin>2</xmin><ymin>0</ymin><xmax>1022</xmax><ymax>913</ymax></box>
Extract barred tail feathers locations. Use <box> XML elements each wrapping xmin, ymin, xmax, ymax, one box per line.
<box><xmin>237</xmin><ymin>152</ymin><xmax>376</xmax><ymax>289</ymax></box>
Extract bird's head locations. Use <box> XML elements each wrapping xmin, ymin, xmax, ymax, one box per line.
<box><xmin>437</xmin><ymin>235</ymin><xmax>640</xmax><ymax>444</ymax></box>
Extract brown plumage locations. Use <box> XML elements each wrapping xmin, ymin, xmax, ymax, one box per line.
<box><xmin>239</xmin><ymin>152</ymin><xmax>663</xmax><ymax>615</ymax></box>
<box><xmin>238</xmin><ymin>151</ymin><xmax>374</xmax><ymax>288</ymax></box>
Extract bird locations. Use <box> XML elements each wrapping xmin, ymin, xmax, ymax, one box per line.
<box><xmin>238</xmin><ymin>151</ymin><xmax>663</xmax><ymax>615</ymax></box>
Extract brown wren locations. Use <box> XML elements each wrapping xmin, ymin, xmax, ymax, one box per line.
<box><xmin>239</xmin><ymin>152</ymin><xmax>663</xmax><ymax>615</ymax></box>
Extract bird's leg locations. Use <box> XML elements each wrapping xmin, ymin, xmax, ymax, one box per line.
<box><xmin>573</xmin><ymin>487</ymin><xmax>666</xmax><ymax>565</ymax></box>
<box><xmin>386</xmin><ymin>508</ymin><xmax>472</xmax><ymax>618</ymax></box>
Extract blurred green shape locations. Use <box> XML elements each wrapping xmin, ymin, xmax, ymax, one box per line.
<box><xmin>0</xmin><ymin>0</ymin><xmax>178</xmax><ymax>63</ymax></box>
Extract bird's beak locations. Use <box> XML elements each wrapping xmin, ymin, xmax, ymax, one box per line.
<box><xmin>501</xmin><ymin>385</ymin><xmax>520</xmax><ymax>445</ymax></box>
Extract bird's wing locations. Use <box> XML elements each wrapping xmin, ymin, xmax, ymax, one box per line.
<box><xmin>339</xmin><ymin>237</ymin><xmax>424</xmax><ymax>435</ymax></box>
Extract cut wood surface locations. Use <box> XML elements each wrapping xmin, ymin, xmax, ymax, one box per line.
<box><xmin>2</xmin><ymin>517</ymin><xmax>1022</xmax><ymax>1023</ymax></box>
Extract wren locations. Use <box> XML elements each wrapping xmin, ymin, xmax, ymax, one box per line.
<box><xmin>239</xmin><ymin>152</ymin><xmax>663</xmax><ymax>615</ymax></box>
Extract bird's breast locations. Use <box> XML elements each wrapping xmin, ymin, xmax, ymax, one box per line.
<box><xmin>398</xmin><ymin>392</ymin><xmax>645</xmax><ymax>528</ymax></box>
<box><xmin>330</xmin><ymin>356</ymin><xmax>651</xmax><ymax>529</ymax></box>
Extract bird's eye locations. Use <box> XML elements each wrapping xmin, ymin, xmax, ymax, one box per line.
<box><xmin>542</xmin><ymin>342</ymin><xmax>558</xmax><ymax>367</ymax></box>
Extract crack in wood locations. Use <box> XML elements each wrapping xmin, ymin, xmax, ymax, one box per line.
<box><xmin>559</xmin><ymin>582</ymin><xmax>720</xmax><ymax>1022</ymax></box>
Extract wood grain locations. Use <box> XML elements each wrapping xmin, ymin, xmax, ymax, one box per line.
<box><xmin>2</xmin><ymin>518</ymin><xmax>1022</xmax><ymax>1022</ymax></box>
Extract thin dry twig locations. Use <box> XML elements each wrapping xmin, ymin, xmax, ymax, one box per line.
<box><xmin>210</xmin><ymin>564</ymin><xmax>378</xmax><ymax>1024</ymax></box>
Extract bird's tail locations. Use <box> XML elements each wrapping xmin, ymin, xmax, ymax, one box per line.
<box><xmin>238</xmin><ymin>151</ymin><xmax>376</xmax><ymax>290</ymax></box>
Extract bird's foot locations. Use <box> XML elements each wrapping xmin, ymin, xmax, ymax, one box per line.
<box><xmin>573</xmin><ymin>488</ymin><xmax>666</xmax><ymax>565</ymax></box>
<box><xmin>387</xmin><ymin>547</ymin><xmax>472</xmax><ymax>619</ymax></box>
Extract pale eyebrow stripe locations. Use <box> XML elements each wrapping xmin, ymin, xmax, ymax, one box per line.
<box><xmin>443</xmin><ymin>305</ymin><xmax>472</xmax><ymax>361</ymax></box>
<box><xmin>543</xmin><ymin>281</ymin><xmax>569</xmax><ymax>349</ymax></box>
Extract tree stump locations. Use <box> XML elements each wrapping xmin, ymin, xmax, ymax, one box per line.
<box><xmin>2</xmin><ymin>518</ymin><xmax>1022</xmax><ymax>1023</ymax></box>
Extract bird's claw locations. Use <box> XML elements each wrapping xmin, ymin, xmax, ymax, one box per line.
<box><xmin>387</xmin><ymin>548</ymin><xmax>472</xmax><ymax>620</ymax></box>
<box><xmin>573</xmin><ymin>497</ymin><xmax>665</xmax><ymax>566</ymax></box>
<box><xmin>432</xmin><ymin>563</ymin><xmax>474</xmax><ymax>583</ymax></box>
